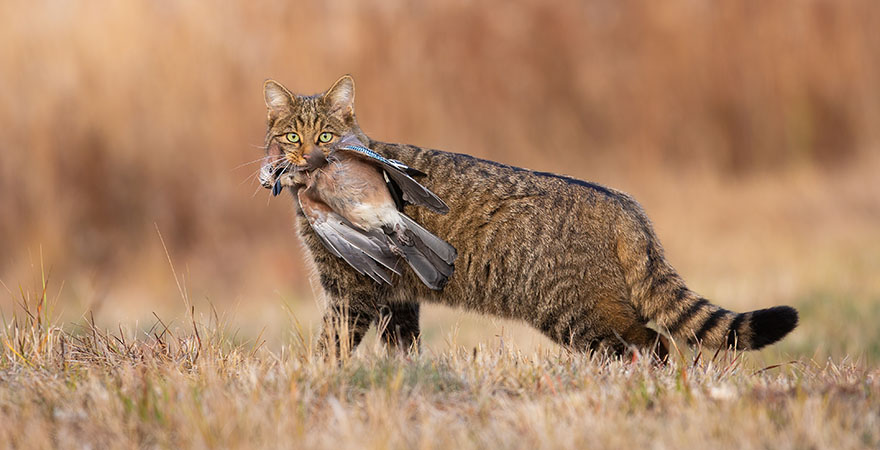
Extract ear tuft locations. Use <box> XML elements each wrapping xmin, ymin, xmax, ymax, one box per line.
<box><xmin>264</xmin><ymin>80</ymin><xmax>293</xmax><ymax>115</ymax></box>
<box><xmin>324</xmin><ymin>75</ymin><xmax>355</xmax><ymax>116</ymax></box>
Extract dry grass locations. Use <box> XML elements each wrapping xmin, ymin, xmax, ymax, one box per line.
<box><xmin>1</xmin><ymin>281</ymin><xmax>878</xmax><ymax>450</ymax></box>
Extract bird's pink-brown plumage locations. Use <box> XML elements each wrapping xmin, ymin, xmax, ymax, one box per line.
<box><xmin>293</xmin><ymin>137</ymin><xmax>457</xmax><ymax>290</ymax></box>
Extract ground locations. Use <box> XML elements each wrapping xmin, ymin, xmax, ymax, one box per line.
<box><xmin>1</xmin><ymin>284</ymin><xmax>878</xmax><ymax>449</ymax></box>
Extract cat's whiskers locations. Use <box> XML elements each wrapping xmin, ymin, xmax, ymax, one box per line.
<box><xmin>237</xmin><ymin>155</ymin><xmax>288</xmax><ymax>186</ymax></box>
<box><xmin>233</xmin><ymin>154</ymin><xmax>280</xmax><ymax>171</ymax></box>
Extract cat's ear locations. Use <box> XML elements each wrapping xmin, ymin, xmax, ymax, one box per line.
<box><xmin>323</xmin><ymin>75</ymin><xmax>355</xmax><ymax>118</ymax></box>
<box><xmin>264</xmin><ymin>80</ymin><xmax>293</xmax><ymax>118</ymax></box>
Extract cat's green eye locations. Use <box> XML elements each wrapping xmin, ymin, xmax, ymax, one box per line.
<box><xmin>318</xmin><ymin>132</ymin><xmax>333</xmax><ymax>143</ymax></box>
<box><xmin>285</xmin><ymin>132</ymin><xmax>300</xmax><ymax>144</ymax></box>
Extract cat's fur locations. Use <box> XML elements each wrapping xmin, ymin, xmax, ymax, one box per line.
<box><xmin>261</xmin><ymin>76</ymin><xmax>799</xmax><ymax>358</ymax></box>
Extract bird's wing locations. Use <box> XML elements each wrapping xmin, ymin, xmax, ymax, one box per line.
<box><xmin>297</xmin><ymin>190</ymin><xmax>401</xmax><ymax>285</ymax></box>
<box><xmin>386</xmin><ymin>213</ymin><xmax>457</xmax><ymax>290</ymax></box>
<box><xmin>334</xmin><ymin>136</ymin><xmax>450</xmax><ymax>214</ymax></box>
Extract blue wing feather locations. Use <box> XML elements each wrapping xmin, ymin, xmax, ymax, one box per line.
<box><xmin>335</xmin><ymin>138</ymin><xmax>449</xmax><ymax>214</ymax></box>
<box><xmin>339</xmin><ymin>144</ymin><xmax>412</xmax><ymax>173</ymax></box>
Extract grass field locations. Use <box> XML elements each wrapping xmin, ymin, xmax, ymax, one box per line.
<box><xmin>1</xmin><ymin>286</ymin><xmax>878</xmax><ymax>449</ymax></box>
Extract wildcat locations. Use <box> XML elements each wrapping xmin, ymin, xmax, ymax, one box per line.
<box><xmin>259</xmin><ymin>75</ymin><xmax>798</xmax><ymax>358</ymax></box>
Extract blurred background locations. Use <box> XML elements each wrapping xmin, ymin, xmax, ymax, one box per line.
<box><xmin>1</xmin><ymin>0</ymin><xmax>878</xmax><ymax>360</ymax></box>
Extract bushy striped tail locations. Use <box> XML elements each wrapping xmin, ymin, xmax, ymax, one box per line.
<box><xmin>616</xmin><ymin>202</ymin><xmax>798</xmax><ymax>350</ymax></box>
<box><xmin>652</xmin><ymin>287</ymin><xmax>798</xmax><ymax>350</ymax></box>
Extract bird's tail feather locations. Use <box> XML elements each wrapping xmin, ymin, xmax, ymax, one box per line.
<box><xmin>391</xmin><ymin>214</ymin><xmax>457</xmax><ymax>290</ymax></box>
<box><xmin>398</xmin><ymin>214</ymin><xmax>457</xmax><ymax>264</ymax></box>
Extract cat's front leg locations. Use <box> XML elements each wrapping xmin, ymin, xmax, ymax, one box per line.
<box><xmin>316</xmin><ymin>294</ymin><xmax>377</xmax><ymax>359</ymax></box>
<box><xmin>378</xmin><ymin>301</ymin><xmax>421</xmax><ymax>353</ymax></box>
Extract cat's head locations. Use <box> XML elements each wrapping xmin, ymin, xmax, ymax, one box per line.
<box><xmin>259</xmin><ymin>75</ymin><xmax>360</xmax><ymax>189</ymax></box>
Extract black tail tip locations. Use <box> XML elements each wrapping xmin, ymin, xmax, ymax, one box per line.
<box><xmin>749</xmin><ymin>306</ymin><xmax>799</xmax><ymax>349</ymax></box>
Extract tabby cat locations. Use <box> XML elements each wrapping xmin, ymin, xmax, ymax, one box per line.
<box><xmin>259</xmin><ymin>75</ymin><xmax>798</xmax><ymax>358</ymax></box>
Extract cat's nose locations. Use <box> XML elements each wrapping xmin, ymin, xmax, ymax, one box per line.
<box><xmin>305</xmin><ymin>149</ymin><xmax>327</xmax><ymax>169</ymax></box>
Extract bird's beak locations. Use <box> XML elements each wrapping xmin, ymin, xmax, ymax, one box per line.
<box><xmin>269</xmin><ymin>163</ymin><xmax>293</xmax><ymax>196</ymax></box>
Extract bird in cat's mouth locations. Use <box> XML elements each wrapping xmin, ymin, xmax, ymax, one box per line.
<box><xmin>261</xmin><ymin>153</ymin><xmax>323</xmax><ymax>196</ymax></box>
<box><xmin>264</xmin><ymin>138</ymin><xmax>426</xmax><ymax>198</ymax></box>
<box><xmin>261</xmin><ymin>134</ymin><xmax>456</xmax><ymax>289</ymax></box>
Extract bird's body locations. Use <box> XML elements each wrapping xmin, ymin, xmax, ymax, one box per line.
<box><xmin>308</xmin><ymin>155</ymin><xmax>400</xmax><ymax>231</ymax></box>
<box><xmin>283</xmin><ymin>136</ymin><xmax>457</xmax><ymax>290</ymax></box>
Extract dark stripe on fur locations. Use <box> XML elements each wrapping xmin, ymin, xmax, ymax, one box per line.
<box><xmin>726</xmin><ymin>313</ymin><xmax>746</xmax><ymax>348</ymax></box>
<box><xmin>665</xmin><ymin>298</ymin><xmax>708</xmax><ymax>334</ymax></box>
<box><xmin>538</xmin><ymin>312</ymin><xmax>558</xmax><ymax>337</ymax></box>
<box><xmin>693</xmin><ymin>309</ymin><xmax>727</xmax><ymax>343</ymax></box>
<box><xmin>674</xmin><ymin>286</ymin><xmax>689</xmax><ymax>303</ymax></box>
<box><xmin>648</xmin><ymin>272</ymin><xmax>674</xmax><ymax>299</ymax></box>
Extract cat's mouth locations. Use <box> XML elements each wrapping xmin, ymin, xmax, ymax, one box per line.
<box><xmin>262</xmin><ymin>164</ymin><xmax>313</xmax><ymax>196</ymax></box>
<box><xmin>261</xmin><ymin>151</ymin><xmax>329</xmax><ymax>196</ymax></box>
